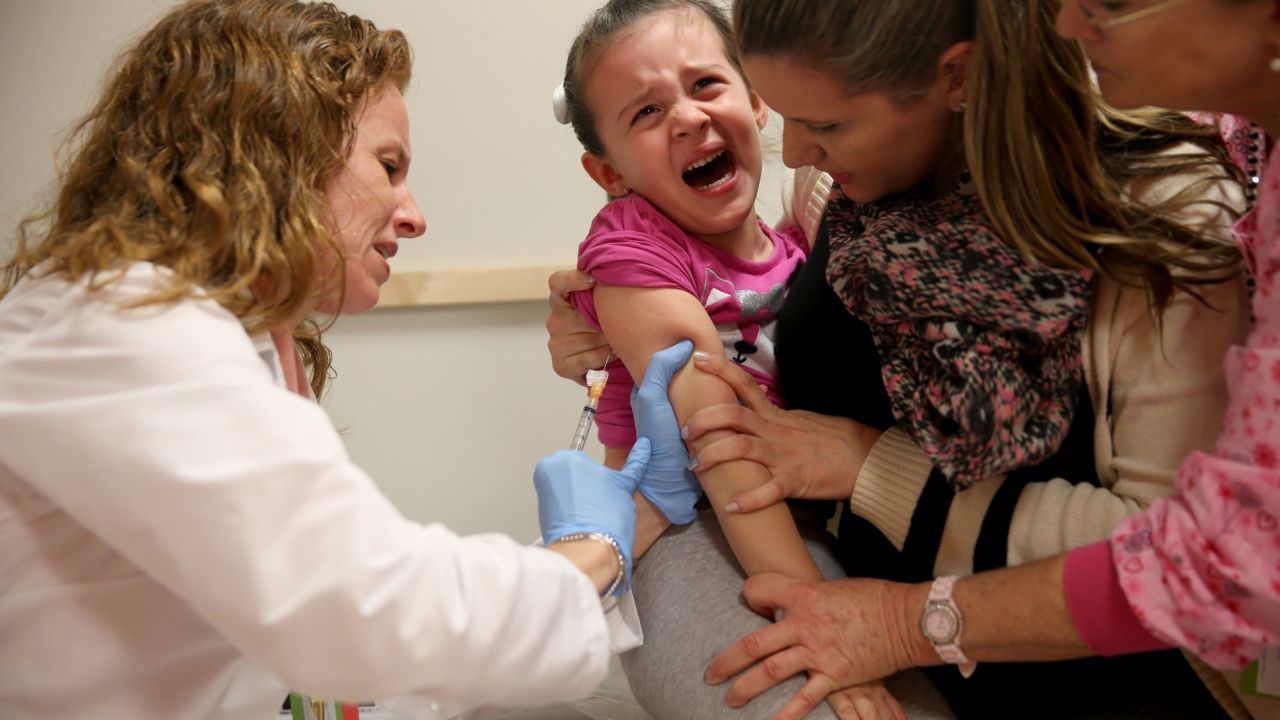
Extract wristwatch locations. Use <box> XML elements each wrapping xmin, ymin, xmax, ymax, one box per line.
<box><xmin>919</xmin><ymin>575</ymin><xmax>977</xmax><ymax>678</ymax></box>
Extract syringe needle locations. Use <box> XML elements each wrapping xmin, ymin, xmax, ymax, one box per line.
<box><xmin>569</xmin><ymin>366</ymin><xmax>611</xmax><ymax>451</ymax></box>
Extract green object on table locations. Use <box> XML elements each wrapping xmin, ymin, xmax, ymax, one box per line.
<box><xmin>1241</xmin><ymin>659</ymin><xmax>1280</xmax><ymax>699</ymax></box>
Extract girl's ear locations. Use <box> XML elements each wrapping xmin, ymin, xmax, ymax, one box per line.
<box><xmin>581</xmin><ymin>152</ymin><xmax>630</xmax><ymax>197</ymax></box>
<box><xmin>749</xmin><ymin>88</ymin><xmax>769</xmax><ymax>131</ymax></box>
<box><xmin>937</xmin><ymin>40</ymin><xmax>973</xmax><ymax>113</ymax></box>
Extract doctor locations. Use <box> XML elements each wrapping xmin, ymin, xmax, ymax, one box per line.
<box><xmin>0</xmin><ymin>1</ymin><xmax>697</xmax><ymax>718</ymax></box>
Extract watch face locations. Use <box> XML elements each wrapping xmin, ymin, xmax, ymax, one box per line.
<box><xmin>922</xmin><ymin>603</ymin><xmax>959</xmax><ymax>644</ymax></box>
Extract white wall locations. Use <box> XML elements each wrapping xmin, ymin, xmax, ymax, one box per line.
<box><xmin>0</xmin><ymin>0</ymin><xmax>783</xmax><ymax>541</ymax></box>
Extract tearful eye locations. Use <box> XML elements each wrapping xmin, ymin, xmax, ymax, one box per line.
<box><xmin>632</xmin><ymin>106</ymin><xmax>659</xmax><ymax>125</ymax></box>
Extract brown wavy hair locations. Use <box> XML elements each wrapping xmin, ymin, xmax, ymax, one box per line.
<box><xmin>1</xmin><ymin>0</ymin><xmax>412</xmax><ymax>397</ymax></box>
<box><xmin>734</xmin><ymin>0</ymin><xmax>1244</xmax><ymax>314</ymax></box>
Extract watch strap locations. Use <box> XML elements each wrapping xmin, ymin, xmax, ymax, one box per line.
<box><xmin>926</xmin><ymin>576</ymin><xmax>977</xmax><ymax>678</ymax></box>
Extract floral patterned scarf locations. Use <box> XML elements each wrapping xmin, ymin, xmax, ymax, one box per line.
<box><xmin>825</xmin><ymin>177</ymin><xmax>1093</xmax><ymax>489</ymax></box>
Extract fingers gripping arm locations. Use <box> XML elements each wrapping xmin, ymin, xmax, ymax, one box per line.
<box><xmin>595</xmin><ymin>284</ymin><xmax>823</xmax><ymax>581</ymax></box>
<box><xmin>546</xmin><ymin>269</ymin><xmax>612</xmax><ymax>385</ymax></box>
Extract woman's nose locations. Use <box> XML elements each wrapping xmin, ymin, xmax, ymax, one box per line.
<box><xmin>780</xmin><ymin>119</ymin><xmax>821</xmax><ymax>169</ymax></box>
<box><xmin>395</xmin><ymin>187</ymin><xmax>426</xmax><ymax>239</ymax></box>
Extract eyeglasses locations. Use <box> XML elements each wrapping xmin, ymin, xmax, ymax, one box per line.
<box><xmin>1077</xmin><ymin>0</ymin><xmax>1192</xmax><ymax>36</ymax></box>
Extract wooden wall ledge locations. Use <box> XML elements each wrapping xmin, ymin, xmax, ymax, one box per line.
<box><xmin>377</xmin><ymin>265</ymin><xmax>572</xmax><ymax>308</ymax></box>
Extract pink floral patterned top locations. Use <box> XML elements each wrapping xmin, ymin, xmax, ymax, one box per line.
<box><xmin>1067</xmin><ymin>116</ymin><xmax>1279</xmax><ymax>670</ymax></box>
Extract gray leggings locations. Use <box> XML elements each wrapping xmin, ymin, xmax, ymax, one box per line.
<box><xmin>621</xmin><ymin>507</ymin><xmax>955</xmax><ymax>720</ymax></box>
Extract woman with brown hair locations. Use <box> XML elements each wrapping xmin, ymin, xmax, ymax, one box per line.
<box><xmin>547</xmin><ymin>0</ymin><xmax>1254</xmax><ymax>716</ymax></box>
<box><xmin>0</xmin><ymin>1</ymin><xmax>698</xmax><ymax>717</ymax></box>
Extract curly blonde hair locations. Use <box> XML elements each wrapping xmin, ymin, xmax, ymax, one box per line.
<box><xmin>2</xmin><ymin>0</ymin><xmax>412</xmax><ymax>397</ymax></box>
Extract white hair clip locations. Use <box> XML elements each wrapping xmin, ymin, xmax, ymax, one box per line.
<box><xmin>552</xmin><ymin>84</ymin><xmax>570</xmax><ymax>125</ymax></box>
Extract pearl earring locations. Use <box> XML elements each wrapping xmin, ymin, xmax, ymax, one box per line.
<box><xmin>552</xmin><ymin>85</ymin><xmax>571</xmax><ymax>124</ymax></box>
<box><xmin>1271</xmin><ymin>56</ymin><xmax>1280</xmax><ymax>73</ymax></box>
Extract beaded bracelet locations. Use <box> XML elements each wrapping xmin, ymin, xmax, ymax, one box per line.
<box><xmin>553</xmin><ymin>531</ymin><xmax>626</xmax><ymax>599</ymax></box>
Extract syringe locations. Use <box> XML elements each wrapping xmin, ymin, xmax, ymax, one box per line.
<box><xmin>570</xmin><ymin>365</ymin><xmax>611</xmax><ymax>451</ymax></box>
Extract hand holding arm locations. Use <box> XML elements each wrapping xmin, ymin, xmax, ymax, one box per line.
<box><xmin>630</xmin><ymin>339</ymin><xmax>702</xmax><ymax>524</ymax></box>
<box><xmin>546</xmin><ymin>269</ymin><xmax>612</xmax><ymax>386</ymax></box>
<box><xmin>596</xmin><ymin>285</ymin><xmax>823</xmax><ymax>580</ymax></box>
<box><xmin>684</xmin><ymin>351</ymin><xmax>882</xmax><ymax>513</ymax></box>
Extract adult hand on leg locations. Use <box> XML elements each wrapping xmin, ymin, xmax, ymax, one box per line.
<box><xmin>826</xmin><ymin>682</ymin><xmax>906</xmax><ymax>720</ymax></box>
<box><xmin>704</xmin><ymin>573</ymin><xmax>928</xmax><ymax>720</ymax></box>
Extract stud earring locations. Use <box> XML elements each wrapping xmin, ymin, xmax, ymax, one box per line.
<box><xmin>1271</xmin><ymin>55</ymin><xmax>1280</xmax><ymax>73</ymax></box>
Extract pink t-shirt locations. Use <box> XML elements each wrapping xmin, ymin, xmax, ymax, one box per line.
<box><xmin>570</xmin><ymin>194</ymin><xmax>808</xmax><ymax>448</ymax></box>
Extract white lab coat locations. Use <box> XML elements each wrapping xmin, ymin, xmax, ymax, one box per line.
<box><xmin>0</xmin><ymin>263</ymin><xmax>640</xmax><ymax>720</ymax></box>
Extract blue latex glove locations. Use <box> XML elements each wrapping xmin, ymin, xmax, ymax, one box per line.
<box><xmin>630</xmin><ymin>340</ymin><xmax>702</xmax><ymax>524</ymax></box>
<box><xmin>534</xmin><ymin>438</ymin><xmax>651</xmax><ymax>595</ymax></box>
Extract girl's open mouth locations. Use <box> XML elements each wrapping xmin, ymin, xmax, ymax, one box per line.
<box><xmin>682</xmin><ymin>149</ymin><xmax>737</xmax><ymax>192</ymax></box>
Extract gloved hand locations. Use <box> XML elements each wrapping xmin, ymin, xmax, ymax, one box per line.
<box><xmin>631</xmin><ymin>340</ymin><xmax>702</xmax><ymax>524</ymax></box>
<box><xmin>534</xmin><ymin>439</ymin><xmax>651</xmax><ymax>594</ymax></box>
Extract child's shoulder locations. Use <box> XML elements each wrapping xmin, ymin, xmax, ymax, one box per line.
<box><xmin>576</xmin><ymin>194</ymin><xmax>700</xmax><ymax>290</ymax></box>
<box><xmin>589</xmin><ymin>194</ymin><xmax>688</xmax><ymax>241</ymax></box>
<box><xmin>581</xmin><ymin>195</ymin><xmax>697</xmax><ymax>263</ymax></box>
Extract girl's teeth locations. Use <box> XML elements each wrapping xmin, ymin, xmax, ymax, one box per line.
<box><xmin>693</xmin><ymin>172</ymin><xmax>732</xmax><ymax>192</ymax></box>
<box><xmin>684</xmin><ymin>150</ymin><xmax>723</xmax><ymax>173</ymax></box>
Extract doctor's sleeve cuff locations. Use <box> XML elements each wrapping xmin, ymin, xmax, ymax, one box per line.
<box><xmin>533</xmin><ymin>537</ymin><xmax>643</xmax><ymax>655</ymax></box>
<box><xmin>1063</xmin><ymin>540</ymin><xmax>1171</xmax><ymax>657</ymax></box>
<box><xmin>850</xmin><ymin>428</ymin><xmax>934</xmax><ymax>551</ymax></box>
<box><xmin>605</xmin><ymin>590</ymin><xmax>644</xmax><ymax>654</ymax></box>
